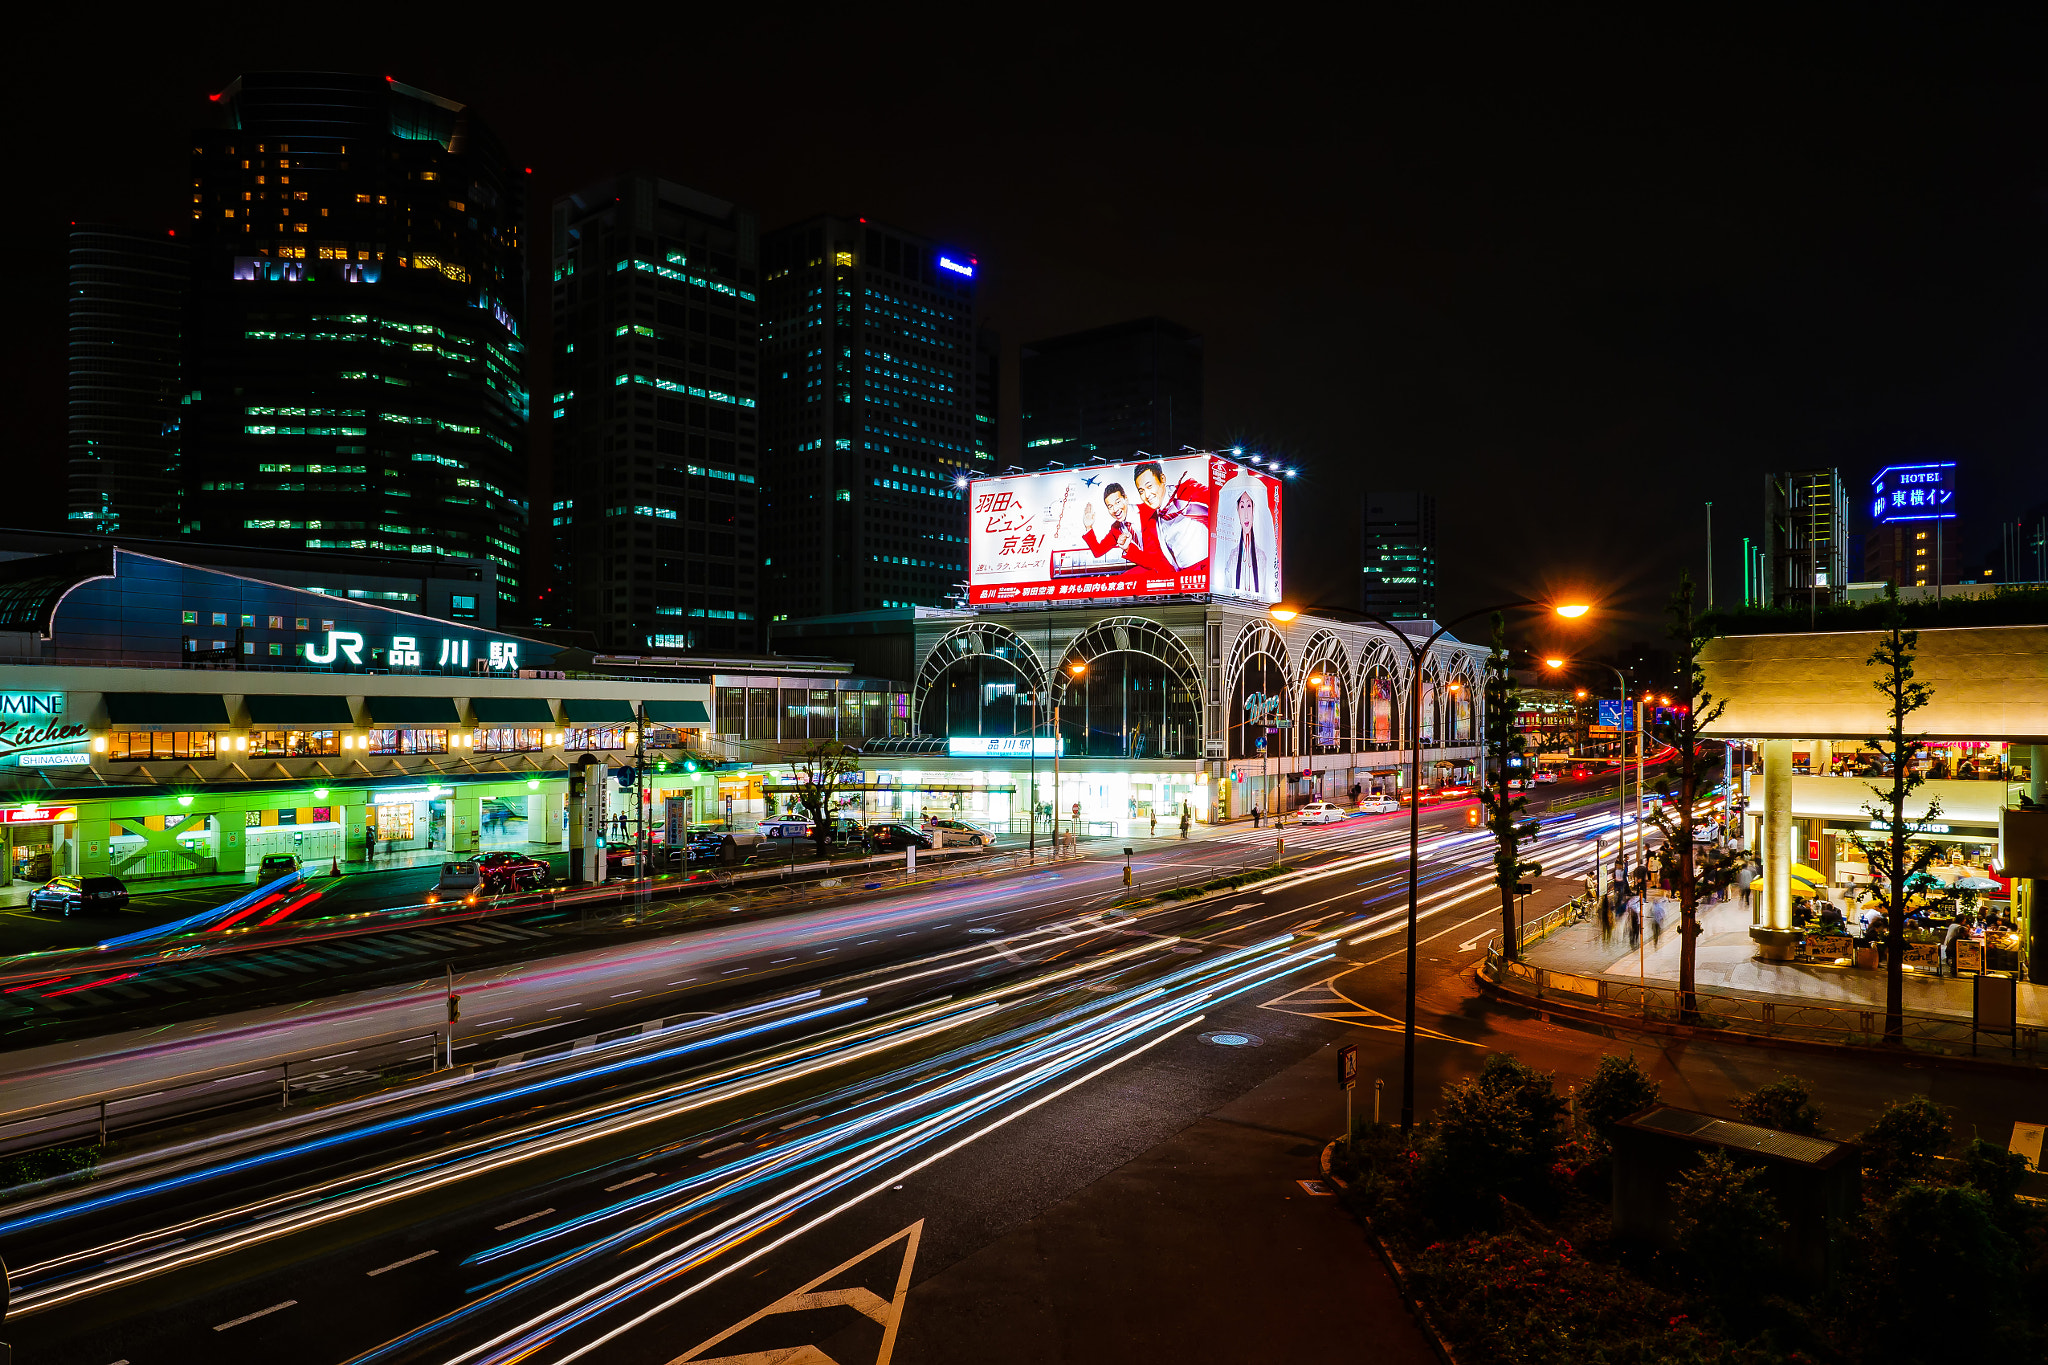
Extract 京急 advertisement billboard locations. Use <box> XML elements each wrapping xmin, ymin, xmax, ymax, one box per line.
<box><xmin>967</xmin><ymin>455</ymin><xmax>1283</xmax><ymax>604</ymax></box>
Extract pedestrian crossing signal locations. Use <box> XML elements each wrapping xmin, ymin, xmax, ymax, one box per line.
<box><xmin>1467</xmin><ymin>807</ymin><xmax>1481</xmax><ymax>826</ymax></box>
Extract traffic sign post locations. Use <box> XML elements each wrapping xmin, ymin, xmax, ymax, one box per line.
<box><xmin>1338</xmin><ymin>1044</ymin><xmax>1358</xmax><ymax>1145</ymax></box>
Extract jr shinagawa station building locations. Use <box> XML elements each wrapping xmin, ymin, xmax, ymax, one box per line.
<box><xmin>767</xmin><ymin>456</ymin><xmax>1487</xmax><ymax>833</ymax></box>
<box><xmin>0</xmin><ymin>546</ymin><xmax>735</xmax><ymax>888</ymax></box>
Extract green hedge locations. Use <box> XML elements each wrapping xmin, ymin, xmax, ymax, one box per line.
<box><xmin>0</xmin><ymin>1143</ymin><xmax>100</xmax><ymax>1191</ymax></box>
<box><xmin>1160</xmin><ymin>864</ymin><xmax>1285</xmax><ymax>901</ymax></box>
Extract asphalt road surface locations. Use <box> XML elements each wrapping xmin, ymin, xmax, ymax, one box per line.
<box><xmin>30</xmin><ymin>771</ymin><xmax>2012</xmax><ymax>1365</ymax></box>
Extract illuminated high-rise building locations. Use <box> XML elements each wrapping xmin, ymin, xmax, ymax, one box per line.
<box><xmin>67</xmin><ymin>225</ymin><xmax>188</xmax><ymax>537</ymax></box>
<box><xmin>180</xmin><ymin>72</ymin><xmax>529</xmax><ymax>613</ymax></box>
<box><xmin>758</xmin><ymin>217</ymin><xmax>981</xmax><ymax>618</ymax></box>
<box><xmin>547</xmin><ymin>173</ymin><xmax>760</xmax><ymax>652</ymax></box>
<box><xmin>1362</xmin><ymin>491</ymin><xmax>1437</xmax><ymax>620</ymax></box>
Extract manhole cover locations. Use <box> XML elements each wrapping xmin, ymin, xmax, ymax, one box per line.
<box><xmin>1200</xmin><ymin>1030</ymin><xmax>1263</xmax><ymax>1047</ymax></box>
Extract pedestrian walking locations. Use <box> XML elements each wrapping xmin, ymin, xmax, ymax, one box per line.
<box><xmin>1252</xmin><ymin>806</ymin><xmax>1262</xmax><ymax>829</ymax></box>
<box><xmin>1179</xmin><ymin>805</ymin><xmax>1191</xmax><ymax>840</ymax></box>
<box><xmin>1649</xmin><ymin>897</ymin><xmax>1665</xmax><ymax>949</ymax></box>
<box><xmin>365</xmin><ymin>832</ymin><xmax>377</xmax><ymax>863</ymax></box>
<box><xmin>1598</xmin><ymin>892</ymin><xmax>1614</xmax><ymax>944</ymax></box>
<box><xmin>1150</xmin><ymin>812</ymin><xmax>1158</xmax><ymax>838</ymax></box>
<box><xmin>1626</xmin><ymin>899</ymin><xmax>1642</xmax><ymax>950</ymax></box>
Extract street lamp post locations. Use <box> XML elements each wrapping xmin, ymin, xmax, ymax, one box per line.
<box><xmin>1051</xmin><ymin>659</ymin><xmax>1086</xmax><ymax>852</ymax></box>
<box><xmin>1273</xmin><ymin>599</ymin><xmax>1590</xmax><ymax>1135</ymax></box>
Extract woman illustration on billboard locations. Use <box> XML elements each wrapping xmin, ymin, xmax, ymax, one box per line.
<box><xmin>1211</xmin><ymin>470</ymin><xmax>1278</xmax><ymax>599</ymax></box>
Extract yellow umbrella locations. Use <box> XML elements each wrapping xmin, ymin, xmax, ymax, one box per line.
<box><xmin>1789</xmin><ymin>865</ymin><xmax>1828</xmax><ymax>889</ymax></box>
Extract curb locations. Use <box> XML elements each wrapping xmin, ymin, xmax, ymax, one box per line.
<box><xmin>1476</xmin><ymin>965</ymin><xmax>2044</xmax><ymax>1078</ymax></box>
<box><xmin>1320</xmin><ymin>1140</ymin><xmax>1463</xmax><ymax>1365</ymax></box>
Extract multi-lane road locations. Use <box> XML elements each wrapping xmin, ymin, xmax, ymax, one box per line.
<box><xmin>3</xmin><ymin>787</ymin><xmax>2042</xmax><ymax>1363</ymax></box>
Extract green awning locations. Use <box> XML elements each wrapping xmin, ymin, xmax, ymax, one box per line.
<box><xmin>245</xmin><ymin>694</ymin><xmax>355</xmax><ymax>726</ymax></box>
<box><xmin>366</xmin><ymin>696</ymin><xmax>460</xmax><ymax>725</ymax></box>
<box><xmin>470</xmin><ymin>698</ymin><xmax>554</xmax><ymax>724</ymax></box>
<box><xmin>562</xmin><ymin>699</ymin><xmax>634</xmax><ymax>723</ymax></box>
<box><xmin>104</xmin><ymin>693</ymin><xmax>230</xmax><ymax>726</ymax></box>
<box><xmin>642</xmin><ymin>699</ymin><xmax>711</xmax><ymax>725</ymax></box>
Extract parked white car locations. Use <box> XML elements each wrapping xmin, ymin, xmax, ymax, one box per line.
<box><xmin>1357</xmin><ymin>795</ymin><xmax>1400</xmax><ymax>814</ymax></box>
<box><xmin>1533</xmin><ymin>770</ymin><xmax>1559</xmax><ymax>784</ymax></box>
<box><xmin>757</xmin><ymin>818</ymin><xmax>813</xmax><ymax>838</ymax></box>
<box><xmin>1296</xmin><ymin>801</ymin><xmax>1348</xmax><ymax>824</ymax></box>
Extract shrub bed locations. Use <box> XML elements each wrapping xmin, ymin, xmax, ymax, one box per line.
<box><xmin>1332</xmin><ymin>1054</ymin><xmax>2046</xmax><ymax>1364</ymax></box>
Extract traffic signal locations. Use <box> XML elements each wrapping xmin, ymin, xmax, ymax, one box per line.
<box><xmin>447</xmin><ymin>993</ymin><xmax>462</xmax><ymax>1023</ymax></box>
<box><xmin>1467</xmin><ymin>807</ymin><xmax>1481</xmax><ymax>827</ymax></box>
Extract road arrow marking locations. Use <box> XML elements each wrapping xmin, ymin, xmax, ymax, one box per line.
<box><xmin>667</xmin><ymin>1220</ymin><xmax>924</xmax><ymax>1365</ymax></box>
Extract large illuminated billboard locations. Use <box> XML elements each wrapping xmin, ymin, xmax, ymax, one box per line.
<box><xmin>1870</xmin><ymin>462</ymin><xmax>1956</xmax><ymax>523</ymax></box>
<box><xmin>967</xmin><ymin>456</ymin><xmax>1283</xmax><ymax>604</ymax></box>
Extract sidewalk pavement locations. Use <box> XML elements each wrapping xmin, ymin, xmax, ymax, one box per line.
<box><xmin>1524</xmin><ymin>891</ymin><xmax>2048</xmax><ymax>1027</ymax></box>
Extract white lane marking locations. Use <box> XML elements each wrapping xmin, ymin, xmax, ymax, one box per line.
<box><xmin>721</xmin><ymin>967</ymin><xmax>749</xmax><ymax>974</ymax></box>
<box><xmin>103</xmin><ymin>1237</ymin><xmax>185</xmax><ymax>1264</ymax></box>
<box><xmin>611</xmin><ymin>990</ymin><xmax>641</xmax><ymax>997</ymax></box>
<box><xmin>494</xmin><ymin>1208</ymin><xmax>556</xmax><ymax>1231</ymax></box>
<box><xmin>214</xmin><ymin>1300</ymin><xmax>297</xmax><ymax>1331</ymax></box>
<box><xmin>605</xmin><ymin>1173</ymin><xmax>660</xmax><ymax>1192</ymax></box>
<box><xmin>771</xmin><ymin>957</ymin><xmax>797</xmax><ymax>964</ymax></box>
<box><xmin>546</xmin><ymin>1003</ymin><xmax>582</xmax><ymax>1009</ymax></box>
<box><xmin>367</xmin><ymin>1250</ymin><xmax>438</xmax><ymax>1276</ymax></box>
<box><xmin>480</xmin><ymin>1017</ymin><xmax>517</xmax><ymax>1027</ymax></box>
<box><xmin>699</xmin><ymin>1141</ymin><xmax>745</xmax><ymax>1159</ymax></box>
<box><xmin>498</xmin><ymin>1024</ymin><xmax>561</xmax><ymax>1041</ymax></box>
<box><xmin>668</xmin><ymin>978</ymin><xmax>697</xmax><ymax>985</ymax></box>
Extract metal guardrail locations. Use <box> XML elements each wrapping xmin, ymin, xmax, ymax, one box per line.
<box><xmin>0</xmin><ymin>1030</ymin><xmax>443</xmax><ymax>1159</ymax></box>
<box><xmin>1516</xmin><ymin>893</ymin><xmax>1594</xmax><ymax>951</ymax></box>
<box><xmin>1483</xmin><ymin>941</ymin><xmax>2044</xmax><ymax>1066</ymax></box>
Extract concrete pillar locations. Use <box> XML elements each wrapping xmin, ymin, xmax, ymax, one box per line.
<box><xmin>2031</xmin><ymin>745</ymin><xmax>2044</xmax><ymax>804</ymax></box>
<box><xmin>1750</xmin><ymin>739</ymin><xmax>1800</xmax><ymax>958</ymax></box>
<box><xmin>529</xmin><ymin>791</ymin><xmax>562</xmax><ymax>846</ymax></box>
<box><xmin>1761</xmin><ymin>740</ymin><xmax>1793</xmax><ymax>928</ymax></box>
<box><xmin>1810</xmin><ymin>739</ymin><xmax>1831</xmax><ymax>774</ymax></box>
<box><xmin>446</xmin><ymin>795</ymin><xmax>483</xmax><ymax>856</ymax></box>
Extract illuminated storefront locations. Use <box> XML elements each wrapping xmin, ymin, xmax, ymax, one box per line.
<box><xmin>0</xmin><ymin>545</ymin><xmax>719</xmax><ymax>886</ymax></box>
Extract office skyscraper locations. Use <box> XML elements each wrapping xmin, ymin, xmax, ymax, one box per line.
<box><xmin>759</xmin><ymin>216</ymin><xmax>980</xmax><ymax>619</ymax></box>
<box><xmin>1018</xmin><ymin>317</ymin><xmax>1201</xmax><ymax>466</ymax></box>
<box><xmin>180</xmin><ymin>72</ymin><xmax>528</xmax><ymax>612</ymax></box>
<box><xmin>974</xmin><ymin>326</ymin><xmax>1000</xmax><ymax>464</ymax></box>
<box><xmin>1361</xmin><ymin>491</ymin><xmax>1437</xmax><ymax>619</ymax></box>
<box><xmin>548</xmin><ymin>174</ymin><xmax>760</xmax><ymax>652</ymax></box>
<box><xmin>68</xmin><ymin>226</ymin><xmax>188</xmax><ymax>537</ymax></box>
<box><xmin>1763</xmin><ymin>468</ymin><xmax>1847</xmax><ymax>605</ymax></box>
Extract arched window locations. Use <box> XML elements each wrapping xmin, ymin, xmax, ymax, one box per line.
<box><xmin>914</xmin><ymin>625</ymin><xmax>1045</xmax><ymax>740</ymax></box>
<box><xmin>1061</xmin><ymin>618</ymin><xmax>1203</xmax><ymax>758</ymax></box>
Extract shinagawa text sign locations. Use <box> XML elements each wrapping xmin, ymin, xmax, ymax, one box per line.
<box><xmin>0</xmin><ymin>693</ymin><xmax>88</xmax><ymax>770</ymax></box>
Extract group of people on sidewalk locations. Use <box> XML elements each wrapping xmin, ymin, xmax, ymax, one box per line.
<box><xmin>1595</xmin><ymin>833</ymin><xmax>1754</xmax><ymax>954</ymax></box>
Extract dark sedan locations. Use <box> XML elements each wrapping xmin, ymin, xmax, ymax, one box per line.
<box><xmin>28</xmin><ymin>876</ymin><xmax>130</xmax><ymax>917</ymax></box>
<box><xmin>864</xmin><ymin>823</ymin><xmax>934</xmax><ymax>852</ymax></box>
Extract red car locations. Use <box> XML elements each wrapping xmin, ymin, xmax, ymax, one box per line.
<box><xmin>475</xmin><ymin>852</ymin><xmax>550</xmax><ymax>891</ymax></box>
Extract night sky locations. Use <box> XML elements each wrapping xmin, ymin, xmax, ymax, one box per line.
<box><xmin>14</xmin><ymin>13</ymin><xmax>2048</xmax><ymax>659</ymax></box>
